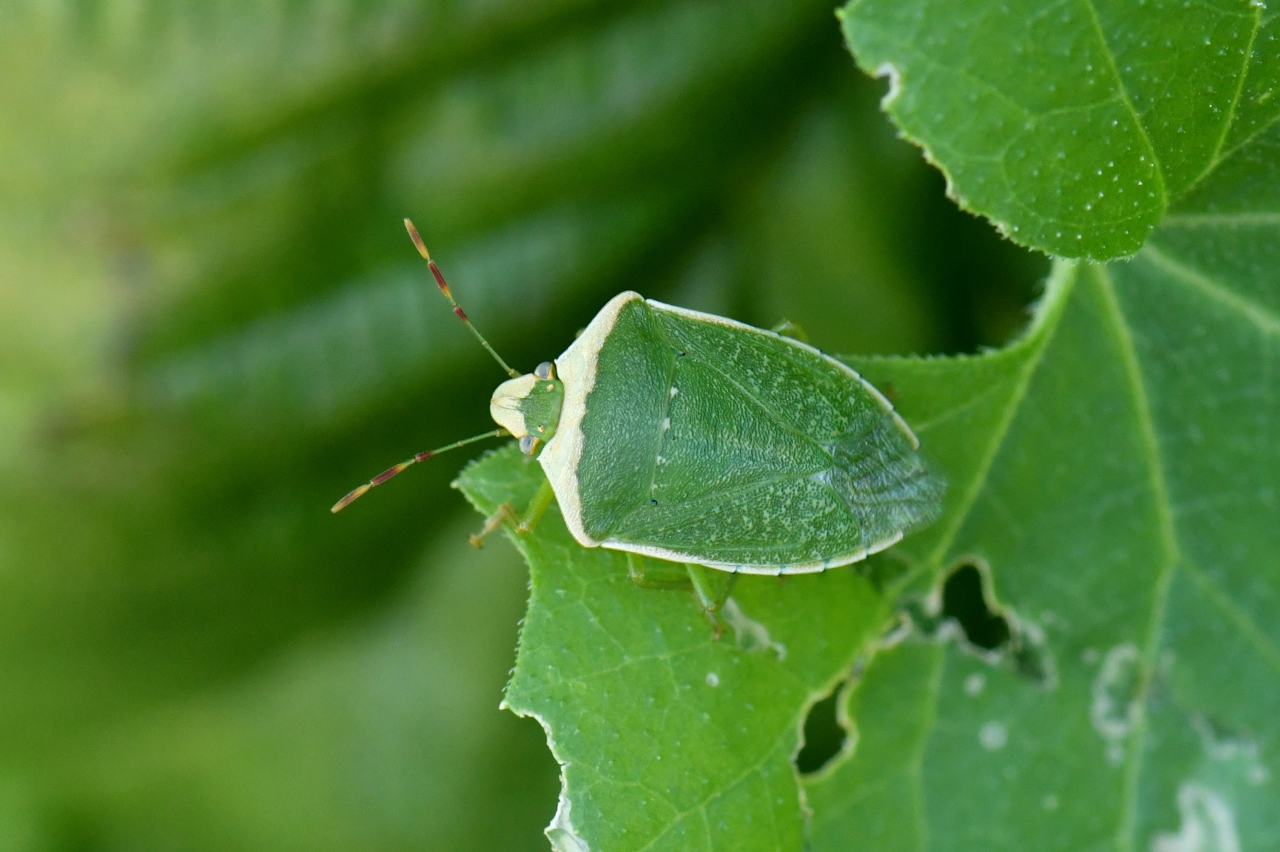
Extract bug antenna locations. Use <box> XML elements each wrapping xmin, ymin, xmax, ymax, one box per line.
<box><xmin>405</xmin><ymin>219</ymin><xmax>520</xmax><ymax>378</ymax></box>
<box><xmin>331</xmin><ymin>428</ymin><xmax>508</xmax><ymax>513</ymax></box>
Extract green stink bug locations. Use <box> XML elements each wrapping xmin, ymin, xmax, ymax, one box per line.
<box><xmin>335</xmin><ymin>220</ymin><xmax>943</xmax><ymax>582</ymax></box>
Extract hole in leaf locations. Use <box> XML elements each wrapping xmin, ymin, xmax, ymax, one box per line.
<box><xmin>941</xmin><ymin>564</ymin><xmax>1010</xmax><ymax>650</ymax></box>
<box><xmin>898</xmin><ymin>560</ymin><xmax>1059</xmax><ymax>689</ymax></box>
<box><xmin>795</xmin><ymin>683</ymin><xmax>847</xmax><ymax>775</ymax></box>
<box><xmin>912</xmin><ymin>561</ymin><xmax>1056</xmax><ymax>688</ymax></box>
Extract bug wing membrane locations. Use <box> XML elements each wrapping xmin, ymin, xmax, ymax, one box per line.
<box><xmin>821</xmin><ymin>404</ymin><xmax>944</xmax><ymax>547</ymax></box>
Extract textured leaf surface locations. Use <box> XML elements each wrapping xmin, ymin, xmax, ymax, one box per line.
<box><xmin>810</xmin><ymin>6</ymin><xmax>1280</xmax><ymax>848</ymax></box>
<box><xmin>456</xmin><ymin>445</ymin><xmax>889</xmax><ymax>851</ymax></box>
<box><xmin>807</xmin><ymin>236</ymin><xmax>1278</xmax><ymax>846</ymax></box>
<box><xmin>472</xmin><ymin>251</ymin><xmax>1279</xmax><ymax>849</ymax></box>
<box><xmin>841</xmin><ymin>0</ymin><xmax>1280</xmax><ymax>260</ymax></box>
<box><xmin>462</xmin><ymin>68</ymin><xmax>1279</xmax><ymax>848</ymax></box>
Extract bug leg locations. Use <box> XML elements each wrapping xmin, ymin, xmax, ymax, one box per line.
<box><xmin>770</xmin><ymin>319</ymin><xmax>809</xmax><ymax>342</ymax></box>
<box><xmin>687</xmin><ymin>565</ymin><xmax>737</xmax><ymax>614</ymax></box>
<box><xmin>687</xmin><ymin>565</ymin><xmax>738</xmax><ymax>639</ymax></box>
<box><xmin>626</xmin><ymin>552</ymin><xmax>693</xmax><ymax>591</ymax></box>
<box><xmin>516</xmin><ymin>479</ymin><xmax>555</xmax><ymax>535</ymax></box>
<box><xmin>469</xmin><ymin>503</ymin><xmax>519</xmax><ymax>548</ymax></box>
<box><xmin>470</xmin><ymin>479</ymin><xmax>555</xmax><ymax>547</ymax></box>
<box><xmin>627</xmin><ymin>556</ymin><xmax>737</xmax><ymax>638</ymax></box>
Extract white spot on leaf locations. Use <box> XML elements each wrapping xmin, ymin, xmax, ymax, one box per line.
<box><xmin>705</xmin><ymin>672</ymin><xmax>720</xmax><ymax>687</ymax></box>
<box><xmin>1091</xmin><ymin>643</ymin><xmax>1141</xmax><ymax>764</ymax></box>
<box><xmin>979</xmin><ymin>721</ymin><xmax>1007</xmax><ymax>751</ymax></box>
<box><xmin>1152</xmin><ymin>784</ymin><xmax>1239</xmax><ymax>852</ymax></box>
<box><xmin>964</xmin><ymin>673</ymin><xmax>986</xmax><ymax>696</ymax></box>
<box><xmin>1190</xmin><ymin>715</ymin><xmax>1270</xmax><ymax>785</ymax></box>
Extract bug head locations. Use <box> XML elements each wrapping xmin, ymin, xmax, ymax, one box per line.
<box><xmin>490</xmin><ymin>361</ymin><xmax>564</xmax><ymax>456</ymax></box>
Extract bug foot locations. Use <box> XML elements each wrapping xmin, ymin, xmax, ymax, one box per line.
<box><xmin>469</xmin><ymin>503</ymin><xmax>518</xmax><ymax>547</ymax></box>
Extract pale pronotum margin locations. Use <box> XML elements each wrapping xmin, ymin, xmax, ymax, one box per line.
<box><xmin>537</xmin><ymin>291</ymin><xmax>640</xmax><ymax>548</ymax></box>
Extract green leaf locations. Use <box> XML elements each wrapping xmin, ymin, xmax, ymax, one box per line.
<box><xmin>0</xmin><ymin>0</ymin><xmax>1025</xmax><ymax>781</ymax></box>
<box><xmin>1</xmin><ymin>4</ymin><xmax>1034</xmax><ymax>849</ymax></box>
<box><xmin>452</xmin><ymin>263</ymin><xmax>1066</xmax><ymax>850</ymax></box>
<box><xmin>63</xmin><ymin>515</ymin><xmax>558</xmax><ymax>852</ymax></box>
<box><xmin>840</xmin><ymin>0</ymin><xmax>1277</xmax><ymax>261</ymax></box>
<box><xmin>471</xmin><ymin>222</ymin><xmax>1277</xmax><ymax>847</ymax></box>
<box><xmin>807</xmin><ymin>251</ymin><xmax>1278</xmax><ymax>847</ymax></box>
<box><xmin>461</xmin><ymin>77</ymin><xmax>1279</xmax><ymax>845</ymax></box>
<box><xmin>801</xmin><ymin>5</ymin><xmax>1280</xmax><ymax>848</ymax></box>
<box><xmin>455</xmin><ymin>445</ymin><xmax>890</xmax><ymax>851</ymax></box>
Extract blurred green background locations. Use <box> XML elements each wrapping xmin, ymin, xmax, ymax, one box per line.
<box><xmin>0</xmin><ymin>2</ymin><xmax>1047</xmax><ymax>849</ymax></box>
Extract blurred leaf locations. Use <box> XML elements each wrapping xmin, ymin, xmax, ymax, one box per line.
<box><xmin>734</xmin><ymin>84</ymin><xmax>945</xmax><ymax>355</ymax></box>
<box><xmin>841</xmin><ymin>0</ymin><xmax>1276</xmax><ymax>260</ymax></box>
<box><xmin>50</xmin><ymin>514</ymin><xmax>557</xmax><ymax>852</ymax></box>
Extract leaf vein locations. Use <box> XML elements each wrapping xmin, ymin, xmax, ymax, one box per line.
<box><xmin>1093</xmin><ymin>266</ymin><xmax>1180</xmax><ymax>852</ymax></box>
<box><xmin>1161</xmin><ymin>212</ymin><xmax>1280</xmax><ymax>227</ymax></box>
<box><xmin>1080</xmin><ymin>0</ymin><xmax>1168</xmax><ymax>207</ymax></box>
<box><xmin>890</xmin><ymin>270</ymin><xmax>1074</xmax><ymax>596</ymax></box>
<box><xmin>1182</xmin><ymin>558</ymin><xmax>1280</xmax><ymax>676</ymax></box>
<box><xmin>906</xmin><ymin>379</ymin><xmax>1014</xmax><ymax>435</ymax></box>
<box><xmin>631</xmin><ymin>728</ymin><xmax>793</xmax><ymax>852</ymax></box>
<box><xmin>1141</xmin><ymin>242</ymin><xmax>1280</xmax><ymax>336</ymax></box>
<box><xmin>1202</xmin><ymin>0</ymin><xmax>1263</xmax><ymax>181</ymax></box>
<box><xmin>907</xmin><ymin>646</ymin><xmax>946</xmax><ymax>851</ymax></box>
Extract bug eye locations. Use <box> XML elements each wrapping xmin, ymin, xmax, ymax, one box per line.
<box><xmin>519</xmin><ymin>435</ymin><xmax>540</xmax><ymax>455</ymax></box>
<box><xmin>534</xmin><ymin>361</ymin><xmax>555</xmax><ymax>380</ymax></box>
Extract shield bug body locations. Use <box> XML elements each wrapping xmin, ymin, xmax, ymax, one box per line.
<box><xmin>335</xmin><ymin>220</ymin><xmax>943</xmax><ymax>581</ymax></box>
